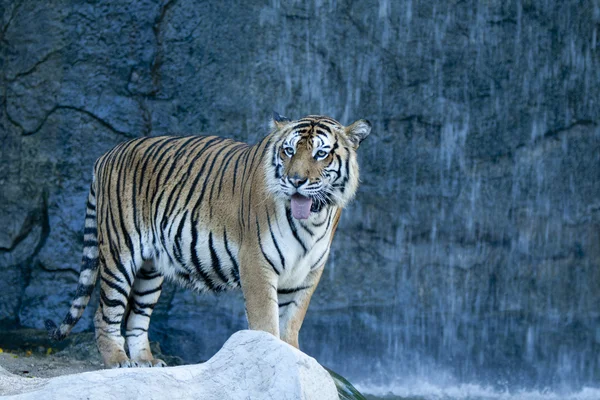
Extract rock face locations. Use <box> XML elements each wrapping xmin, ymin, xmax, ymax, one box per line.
<box><xmin>0</xmin><ymin>0</ymin><xmax>598</xmax><ymax>391</ymax></box>
<box><xmin>0</xmin><ymin>330</ymin><xmax>338</xmax><ymax>400</ymax></box>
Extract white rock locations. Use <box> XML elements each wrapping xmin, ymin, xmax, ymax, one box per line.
<box><xmin>0</xmin><ymin>330</ymin><xmax>338</xmax><ymax>400</ymax></box>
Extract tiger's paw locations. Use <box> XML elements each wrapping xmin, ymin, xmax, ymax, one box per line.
<box><xmin>108</xmin><ymin>359</ymin><xmax>138</xmax><ymax>368</ymax></box>
<box><xmin>131</xmin><ymin>358</ymin><xmax>167</xmax><ymax>368</ymax></box>
<box><xmin>101</xmin><ymin>349</ymin><xmax>138</xmax><ymax>368</ymax></box>
<box><xmin>151</xmin><ymin>358</ymin><xmax>167</xmax><ymax>367</ymax></box>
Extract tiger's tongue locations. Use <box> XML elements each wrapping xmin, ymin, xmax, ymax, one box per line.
<box><xmin>291</xmin><ymin>194</ymin><xmax>312</xmax><ymax>220</ymax></box>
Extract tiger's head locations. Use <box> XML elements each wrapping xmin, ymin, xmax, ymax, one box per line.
<box><xmin>265</xmin><ymin>113</ymin><xmax>371</xmax><ymax>220</ymax></box>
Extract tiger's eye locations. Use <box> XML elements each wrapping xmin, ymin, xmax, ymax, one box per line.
<box><xmin>315</xmin><ymin>150</ymin><xmax>328</xmax><ymax>159</ymax></box>
<box><xmin>284</xmin><ymin>147</ymin><xmax>294</xmax><ymax>157</ymax></box>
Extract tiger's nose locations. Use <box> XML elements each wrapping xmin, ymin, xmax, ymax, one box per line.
<box><xmin>288</xmin><ymin>175</ymin><xmax>308</xmax><ymax>188</ymax></box>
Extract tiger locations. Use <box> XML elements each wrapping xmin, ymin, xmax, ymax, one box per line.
<box><xmin>45</xmin><ymin>113</ymin><xmax>371</xmax><ymax>368</ymax></box>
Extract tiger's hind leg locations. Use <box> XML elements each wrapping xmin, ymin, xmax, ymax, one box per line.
<box><xmin>94</xmin><ymin>249</ymin><xmax>139</xmax><ymax>368</ymax></box>
<box><xmin>125</xmin><ymin>261</ymin><xmax>166</xmax><ymax>367</ymax></box>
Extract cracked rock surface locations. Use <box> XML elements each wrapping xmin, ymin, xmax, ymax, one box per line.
<box><xmin>0</xmin><ymin>0</ymin><xmax>599</xmax><ymax>388</ymax></box>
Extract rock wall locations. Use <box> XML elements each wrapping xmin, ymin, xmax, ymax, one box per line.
<box><xmin>1</xmin><ymin>0</ymin><xmax>598</xmax><ymax>390</ymax></box>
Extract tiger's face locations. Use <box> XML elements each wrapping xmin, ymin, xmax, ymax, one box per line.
<box><xmin>266</xmin><ymin>114</ymin><xmax>371</xmax><ymax>219</ymax></box>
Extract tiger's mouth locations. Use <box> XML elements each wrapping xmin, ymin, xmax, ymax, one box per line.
<box><xmin>289</xmin><ymin>193</ymin><xmax>328</xmax><ymax>219</ymax></box>
<box><xmin>290</xmin><ymin>193</ymin><xmax>312</xmax><ymax>219</ymax></box>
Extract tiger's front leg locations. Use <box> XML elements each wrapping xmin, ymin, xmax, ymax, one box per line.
<box><xmin>278</xmin><ymin>266</ymin><xmax>325</xmax><ymax>349</ymax></box>
<box><xmin>239</xmin><ymin>246</ymin><xmax>280</xmax><ymax>338</ymax></box>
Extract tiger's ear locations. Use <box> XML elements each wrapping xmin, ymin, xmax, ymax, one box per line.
<box><xmin>270</xmin><ymin>111</ymin><xmax>292</xmax><ymax>130</ymax></box>
<box><xmin>345</xmin><ymin>119</ymin><xmax>371</xmax><ymax>148</ymax></box>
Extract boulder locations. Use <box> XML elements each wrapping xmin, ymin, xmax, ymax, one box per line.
<box><xmin>0</xmin><ymin>330</ymin><xmax>338</xmax><ymax>400</ymax></box>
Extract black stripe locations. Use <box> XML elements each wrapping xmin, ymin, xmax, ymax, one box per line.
<box><xmin>141</xmin><ymin>137</ymin><xmax>181</xmax><ymax>200</ymax></box>
<box><xmin>278</xmin><ymin>286</ymin><xmax>311</xmax><ymax>295</ymax></box>
<box><xmin>81</xmin><ymin>255</ymin><xmax>98</xmax><ymax>271</ymax></box>
<box><xmin>266</xmin><ymin>210</ymin><xmax>285</xmax><ymax>270</ymax></box>
<box><xmin>114</xmin><ymin>139</ymin><xmax>138</xmax><ymax>260</ymax></box>
<box><xmin>132</xmin><ymin>299</ymin><xmax>156</xmax><ymax>309</ymax></box>
<box><xmin>127</xmin><ymin>327</ymin><xmax>148</xmax><ymax>332</ymax></box>
<box><xmin>315</xmin><ymin>131</ymin><xmax>328</xmax><ymax>142</ymax></box>
<box><xmin>83</xmin><ymin>227</ymin><xmax>97</xmax><ymax>235</ymax></box>
<box><xmin>64</xmin><ymin>312</ymin><xmax>78</xmax><ymax>325</ymax></box>
<box><xmin>285</xmin><ymin>207</ymin><xmax>307</xmax><ymax>253</ymax></box>
<box><xmin>174</xmin><ymin>210</ymin><xmax>188</xmax><ymax>265</ymax></box>
<box><xmin>129</xmin><ymin>146</ymin><xmax>146</xmax><ymax>260</ymax></box>
<box><xmin>331</xmin><ymin>154</ymin><xmax>343</xmax><ymax>182</ymax></box>
<box><xmin>162</xmin><ymin>136</ymin><xmax>198</xmax><ymax>183</ymax></box>
<box><xmin>341</xmin><ymin>150</ymin><xmax>350</xmax><ymax>193</ymax></box>
<box><xmin>314</xmin><ymin>209</ymin><xmax>334</xmax><ymax>243</ymax></box>
<box><xmin>182</xmin><ymin>137</ymin><xmax>224</xmax><ymax>206</ymax></box>
<box><xmin>101</xmin><ymin>276</ymin><xmax>130</xmax><ymax>299</ymax></box>
<box><xmin>137</xmin><ymin>269</ymin><xmax>162</xmax><ymax>279</ymax></box>
<box><xmin>86</xmin><ymin>200</ymin><xmax>96</xmax><ymax>211</ymax></box>
<box><xmin>271</xmin><ymin>142</ymin><xmax>279</xmax><ymax>167</ymax></box>
<box><xmin>310</xmin><ymin>250</ymin><xmax>328</xmax><ymax>271</ymax></box>
<box><xmin>74</xmin><ymin>283</ymin><xmax>94</xmax><ymax>297</ymax></box>
<box><xmin>159</xmin><ymin>137</ymin><xmax>202</xmax><ymax>231</ymax></box>
<box><xmin>100</xmin><ymin>289</ymin><xmax>127</xmax><ymax>309</ymax></box>
<box><xmin>190</xmin><ymin>221</ymin><xmax>218</xmax><ymax>291</ymax></box>
<box><xmin>244</xmin><ymin>138</ymin><xmax>272</xmax><ymax>227</ymax></box>
<box><xmin>102</xmin><ymin>262</ymin><xmax>125</xmax><ymax>284</ymax></box>
<box><xmin>190</xmin><ymin>143</ymin><xmax>231</xmax><ymax>217</ymax></box>
<box><xmin>272</xmin><ymin>141</ymin><xmax>283</xmax><ymax>179</ymax></box>
<box><xmin>165</xmin><ymin>187</ymin><xmax>189</xmax><ymax>240</ymax></box>
<box><xmin>149</xmin><ymin>138</ymin><xmax>179</xmax><ymax>181</ymax></box>
<box><xmin>105</xmin><ymin>153</ymin><xmax>134</xmax><ymax>266</ymax></box>
<box><xmin>223</xmin><ymin>229</ymin><xmax>240</xmax><ymax>284</ymax></box>
<box><xmin>240</xmin><ymin>146</ymin><xmax>261</xmax><ymax>226</ymax></box>
<box><xmin>208</xmin><ymin>231</ymin><xmax>229</xmax><ymax>285</ymax></box>
<box><xmin>176</xmin><ymin>271</ymin><xmax>191</xmax><ymax>284</ymax></box>
<box><xmin>213</xmin><ymin>142</ymin><xmax>247</xmax><ymax>200</ymax></box>
<box><xmin>107</xmin><ymin>240</ymin><xmax>133</xmax><ymax>287</ymax></box>
<box><xmin>154</xmin><ymin>141</ymin><xmax>193</xmax><ymax>242</ymax></box>
<box><xmin>316</xmin><ymin>123</ymin><xmax>332</xmax><ymax>133</ymax></box>
<box><xmin>292</xmin><ymin>122</ymin><xmax>312</xmax><ymax>130</ymax></box>
<box><xmin>173</xmin><ymin>211</ymin><xmax>188</xmax><ymax>265</ymax></box>
<box><xmin>164</xmin><ymin>139</ymin><xmax>217</xmax><ymax>241</ymax></box>
<box><xmin>101</xmin><ymin>314</ymin><xmax>122</xmax><ymax>325</ymax></box>
<box><xmin>133</xmin><ymin>284</ymin><xmax>163</xmax><ymax>297</ymax></box>
<box><xmin>231</xmin><ymin>146</ymin><xmax>249</xmax><ymax>195</ymax></box>
<box><xmin>312</xmin><ymin>209</ymin><xmax>329</xmax><ymax>227</ymax></box>
<box><xmin>256</xmin><ymin>216</ymin><xmax>279</xmax><ymax>275</ymax></box>
<box><xmin>298</xmin><ymin>220</ymin><xmax>314</xmax><ymax>236</ymax></box>
<box><xmin>241</xmin><ymin>142</ymin><xmax>262</xmax><ymax>188</ymax></box>
<box><xmin>278</xmin><ymin>300</ymin><xmax>298</xmax><ymax>308</ymax></box>
<box><xmin>131</xmin><ymin>307</ymin><xmax>151</xmax><ymax>317</ymax></box>
<box><xmin>237</xmin><ymin>150</ymin><xmax>252</xmax><ymax>227</ymax></box>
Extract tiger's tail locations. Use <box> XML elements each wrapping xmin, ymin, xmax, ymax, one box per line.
<box><xmin>45</xmin><ymin>179</ymin><xmax>100</xmax><ymax>341</ymax></box>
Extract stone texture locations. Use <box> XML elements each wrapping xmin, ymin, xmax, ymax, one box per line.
<box><xmin>0</xmin><ymin>0</ymin><xmax>598</xmax><ymax>390</ymax></box>
<box><xmin>0</xmin><ymin>330</ymin><xmax>339</xmax><ymax>399</ymax></box>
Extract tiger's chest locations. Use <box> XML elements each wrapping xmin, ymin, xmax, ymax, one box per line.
<box><xmin>261</xmin><ymin>206</ymin><xmax>336</xmax><ymax>289</ymax></box>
